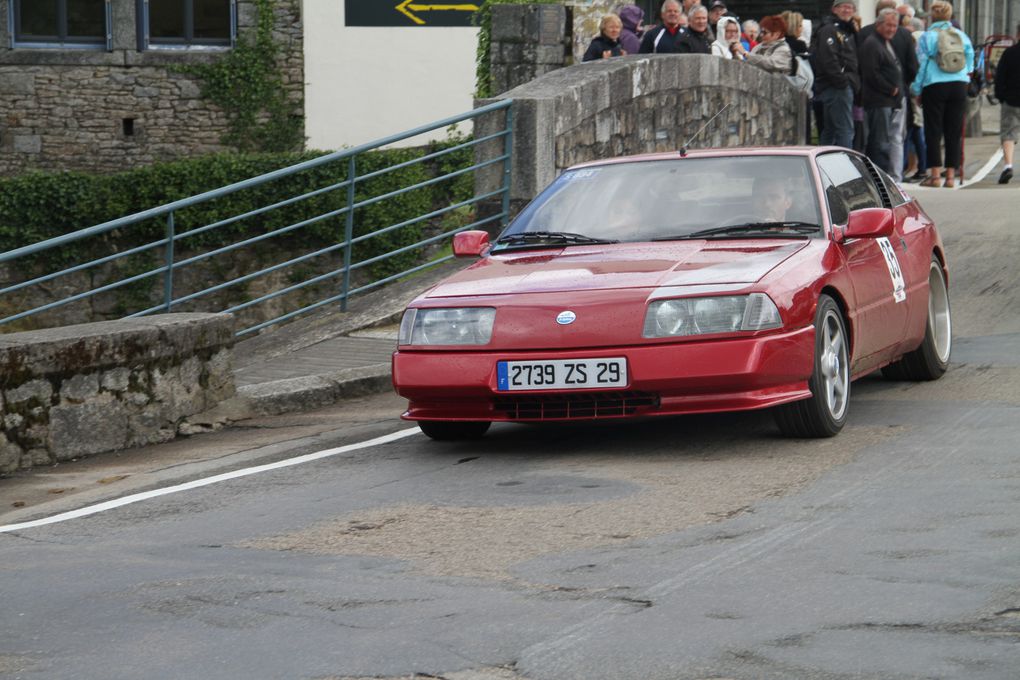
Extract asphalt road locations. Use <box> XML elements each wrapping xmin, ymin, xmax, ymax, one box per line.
<box><xmin>1</xmin><ymin>187</ymin><xmax>1018</xmax><ymax>680</ymax></box>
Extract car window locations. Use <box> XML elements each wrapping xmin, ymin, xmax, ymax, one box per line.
<box><xmin>502</xmin><ymin>156</ymin><xmax>823</xmax><ymax>244</ymax></box>
<box><xmin>816</xmin><ymin>152</ymin><xmax>884</xmax><ymax>224</ymax></box>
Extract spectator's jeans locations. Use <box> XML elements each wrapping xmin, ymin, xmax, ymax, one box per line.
<box><xmin>905</xmin><ymin>123</ymin><xmax>927</xmax><ymax>174</ymax></box>
<box><xmin>888</xmin><ymin>101</ymin><xmax>907</xmax><ymax>180</ymax></box>
<box><xmin>865</xmin><ymin>106</ymin><xmax>894</xmax><ymax>175</ymax></box>
<box><xmin>819</xmin><ymin>85</ymin><xmax>855</xmax><ymax>149</ymax></box>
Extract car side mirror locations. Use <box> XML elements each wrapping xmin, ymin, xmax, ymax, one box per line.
<box><xmin>839</xmin><ymin>208</ymin><xmax>894</xmax><ymax>242</ymax></box>
<box><xmin>452</xmin><ymin>230</ymin><xmax>490</xmax><ymax>257</ymax></box>
<box><xmin>454</xmin><ymin>231</ymin><xmax>489</xmax><ymax>257</ymax></box>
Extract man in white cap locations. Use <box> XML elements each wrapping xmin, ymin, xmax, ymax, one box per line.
<box><xmin>810</xmin><ymin>0</ymin><xmax>860</xmax><ymax>149</ymax></box>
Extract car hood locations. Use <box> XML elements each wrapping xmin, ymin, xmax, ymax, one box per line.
<box><xmin>426</xmin><ymin>241</ymin><xmax>810</xmax><ymax>298</ymax></box>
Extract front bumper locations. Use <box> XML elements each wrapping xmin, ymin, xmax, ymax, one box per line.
<box><xmin>393</xmin><ymin>325</ymin><xmax>815</xmax><ymax>421</ymax></box>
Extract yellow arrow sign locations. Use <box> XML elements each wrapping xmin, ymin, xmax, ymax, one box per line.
<box><xmin>395</xmin><ymin>0</ymin><xmax>479</xmax><ymax>25</ymax></box>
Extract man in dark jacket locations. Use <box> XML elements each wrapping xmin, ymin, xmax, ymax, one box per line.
<box><xmin>639</xmin><ymin>0</ymin><xmax>687</xmax><ymax>54</ymax></box>
<box><xmin>859</xmin><ymin>9</ymin><xmax>903</xmax><ymax>174</ymax></box>
<box><xmin>857</xmin><ymin>0</ymin><xmax>919</xmax><ymax>179</ymax></box>
<box><xmin>676</xmin><ymin>4</ymin><xmax>712</xmax><ymax>54</ymax></box>
<box><xmin>811</xmin><ymin>0</ymin><xmax>860</xmax><ymax>149</ymax></box>
<box><xmin>995</xmin><ymin>24</ymin><xmax>1020</xmax><ymax>183</ymax></box>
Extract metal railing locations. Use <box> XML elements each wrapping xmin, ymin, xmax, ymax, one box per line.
<box><xmin>0</xmin><ymin>100</ymin><xmax>513</xmax><ymax>336</ymax></box>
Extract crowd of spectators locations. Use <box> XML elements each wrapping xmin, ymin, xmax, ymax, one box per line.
<box><xmin>581</xmin><ymin>0</ymin><xmax>1014</xmax><ymax>186</ymax></box>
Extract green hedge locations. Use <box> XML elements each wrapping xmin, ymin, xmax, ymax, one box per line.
<box><xmin>0</xmin><ymin>141</ymin><xmax>475</xmax><ymax>281</ymax></box>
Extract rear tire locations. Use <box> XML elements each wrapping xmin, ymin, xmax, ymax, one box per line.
<box><xmin>882</xmin><ymin>257</ymin><xmax>951</xmax><ymax>381</ymax></box>
<box><xmin>418</xmin><ymin>420</ymin><xmax>491</xmax><ymax>441</ymax></box>
<box><xmin>775</xmin><ymin>295</ymin><xmax>850</xmax><ymax>438</ymax></box>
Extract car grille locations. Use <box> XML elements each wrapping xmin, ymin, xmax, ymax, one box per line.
<box><xmin>492</xmin><ymin>391</ymin><xmax>660</xmax><ymax>420</ymax></box>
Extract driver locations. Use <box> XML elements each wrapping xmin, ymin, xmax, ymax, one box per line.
<box><xmin>752</xmin><ymin>176</ymin><xmax>793</xmax><ymax>222</ymax></box>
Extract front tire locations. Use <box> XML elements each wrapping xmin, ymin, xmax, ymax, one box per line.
<box><xmin>775</xmin><ymin>295</ymin><xmax>850</xmax><ymax>438</ymax></box>
<box><xmin>882</xmin><ymin>257</ymin><xmax>951</xmax><ymax>381</ymax></box>
<box><xmin>418</xmin><ymin>420</ymin><xmax>491</xmax><ymax>441</ymax></box>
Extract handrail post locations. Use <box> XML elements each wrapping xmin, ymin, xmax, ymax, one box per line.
<box><xmin>164</xmin><ymin>211</ymin><xmax>175</xmax><ymax>312</ymax></box>
<box><xmin>341</xmin><ymin>157</ymin><xmax>356</xmax><ymax>312</ymax></box>
<box><xmin>501</xmin><ymin>104</ymin><xmax>514</xmax><ymax>229</ymax></box>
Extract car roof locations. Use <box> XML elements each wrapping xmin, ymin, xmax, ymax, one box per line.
<box><xmin>567</xmin><ymin>146</ymin><xmax>842</xmax><ymax>170</ymax></box>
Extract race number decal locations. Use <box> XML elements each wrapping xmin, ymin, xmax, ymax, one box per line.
<box><xmin>876</xmin><ymin>237</ymin><xmax>906</xmax><ymax>303</ymax></box>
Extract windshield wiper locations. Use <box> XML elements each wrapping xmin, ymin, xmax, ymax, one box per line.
<box><xmin>494</xmin><ymin>231</ymin><xmax>620</xmax><ymax>249</ymax></box>
<box><xmin>653</xmin><ymin>222</ymin><xmax>821</xmax><ymax>241</ymax></box>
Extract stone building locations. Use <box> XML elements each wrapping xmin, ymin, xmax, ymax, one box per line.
<box><xmin>0</xmin><ymin>0</ymin><xmax>303</xmax><ymax>176</ymax></box>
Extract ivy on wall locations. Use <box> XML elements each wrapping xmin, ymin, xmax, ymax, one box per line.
<box><xmin>182</xmin><ymin>0</ymin><xmax>304</xmax><ymax>152</ymax></box>
<box><xmin>474</xmin><ymin>0</ymin><xmax>559</xmax><ymax>98</ymax></box>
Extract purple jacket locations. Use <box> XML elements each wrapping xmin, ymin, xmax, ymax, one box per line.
<box><xmin>618</xmin><ymin>4</ymin><xmax>643</xmax><ymax>55</ymax></box>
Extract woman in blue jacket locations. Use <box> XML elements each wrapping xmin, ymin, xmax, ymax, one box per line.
<box><xmin>911</xmin><ymin>0</ymin><xmax>974</xmax><ymax>187</ymax></box>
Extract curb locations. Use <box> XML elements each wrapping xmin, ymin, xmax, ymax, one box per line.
<box><xmin>238</xmin><ymin>363</ymin><xmax>393</xmax><ymax>416</ymax></box>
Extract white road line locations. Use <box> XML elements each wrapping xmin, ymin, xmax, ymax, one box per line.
<box><xmin>0</xmin><ymin>427</ymin><xmax>421</xmax><ymax>534</ymax></box>
<box><xmin>959</xmin><ymin>148</ymin><xmax>1004</xmax><ymax>188</ymax></box>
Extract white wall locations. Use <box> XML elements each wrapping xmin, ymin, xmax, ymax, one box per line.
<box><xmin>303</xmin><ymin>1</ymin><xmax>480</xmax><ymax>150</ymax></box>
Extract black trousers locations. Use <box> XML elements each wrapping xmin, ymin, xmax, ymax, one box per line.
<box><xmin>921</xmin><ymin>81</ymin><xmax>968</xmax><ymax>169</ymax></box>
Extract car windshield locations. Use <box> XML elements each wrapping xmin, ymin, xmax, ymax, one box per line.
<box><xmin>496</xmin><ymin>156</ymin><xmax>823</xmax><ymax>249</ymax></box>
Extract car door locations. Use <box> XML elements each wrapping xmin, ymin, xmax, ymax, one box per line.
<box><xmin>817</xmin><ymin>151</ymin><xmax>910</xmax><ymax>371</ymax></box>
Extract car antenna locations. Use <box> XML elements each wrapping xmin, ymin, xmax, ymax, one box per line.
<box><xmin>679</xmin><ymin>103</ymin><xmax>730</xmax><ymax>157</ymax></box>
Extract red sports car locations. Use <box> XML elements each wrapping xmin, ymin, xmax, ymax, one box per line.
<box><xmin>392</xmin><ymin>147</ymin><xmax>951</xmax><ymax>440</ymax></box>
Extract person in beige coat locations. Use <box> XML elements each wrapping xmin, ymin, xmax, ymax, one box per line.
<box><xmin>730</xmin><ymin>14</ymin><xmax>793</xmax><ymax>74</ymax></box>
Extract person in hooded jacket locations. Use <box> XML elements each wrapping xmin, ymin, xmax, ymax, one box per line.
<box><xmin>617</xmin><ymin>4</ymin><xmax>644</xmax><ymax>55</ymax></box>
<box><xmin>811</xmin><ymin>0</ymin><xmax>860</xmax><ymax>149</ymax></box>
<box><xmin>711</xmin><ymin>16</ymin><xmax>740</xmax><ymax>58</ymax></box>
<box><xmin>583</xmin><ymin>14</ymin><xmax>626</xmax><ymax>61</ymax></box>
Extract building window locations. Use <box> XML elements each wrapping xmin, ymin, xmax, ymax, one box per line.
<box><xmin>141</xmin><ymin>0</ymin><xmax>234</xmax><ymax>48</ymax></box>
<box><xmin>13</xmin><ymin>0</ymin><xmax>107</xmax><ymax>47</ymax></box>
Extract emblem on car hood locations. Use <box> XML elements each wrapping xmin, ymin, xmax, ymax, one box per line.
<box><xmin>556</xmin><ymin>310</ymin><xmax>576</xmax><ymax>325</ymax></box>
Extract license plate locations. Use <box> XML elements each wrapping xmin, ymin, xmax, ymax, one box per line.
<box><xmin>497</xmin><ymin>358</ymin><xmax>628</xmax><ymax>391</ymax></box>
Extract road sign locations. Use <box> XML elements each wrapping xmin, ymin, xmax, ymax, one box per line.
<box><xmin>346</xmin><ymin>0</ymin><xmax>479</xmax><ymax>27</ymax></box>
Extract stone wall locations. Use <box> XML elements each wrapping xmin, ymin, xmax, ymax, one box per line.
<box><xmin>0</xmin><ymin>313</ymin><xmax>235</xmax><ymax>475</ymax></box>
<box><xmin>0</xmin><ymin>0</ymin><xmax>303</xmax><ymax>176</ymax></box>
<box><xmin>476</xmin><ymin>53</ymin><xmax>807</xmax><ymax>212</ymax></box>
<box><xmin>489</xmin><ymin>3</ymin><xmax>571</xmax><ymax>96</ymax></box>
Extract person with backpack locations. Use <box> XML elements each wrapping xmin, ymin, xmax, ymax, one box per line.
<box><xmin>910</xmin><ymin>0</ymin><xmax>974</xmax><ymax>187</ymax></box>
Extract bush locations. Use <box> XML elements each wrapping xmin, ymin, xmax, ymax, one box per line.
<box><xmin>0</xmin><ymin>145</ymin><xmax>472</xmax><ymax>280</ymax></box>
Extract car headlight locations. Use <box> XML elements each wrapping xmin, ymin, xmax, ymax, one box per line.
<box><xmin>643</xmin><ymin>293</ymin><xmax>782</xmax><ymax>338</ymax></box>
<box><xmin>399</xmin><ymin>307</ymin><xmax>496</xmax><ymax>345</ymax></box>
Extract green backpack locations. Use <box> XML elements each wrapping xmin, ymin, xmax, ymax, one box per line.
<box><xmin>933</xmin><ymin>26</ymin><xmax>966</xmax><ymax>73</ymax></box>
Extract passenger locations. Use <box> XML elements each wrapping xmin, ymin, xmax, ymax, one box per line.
<box><xmin>676</xmin><ymin>5</ymin><xmax>713</xmax><ymax>54</ymax></box>
<box><xmin>752</xmin><ymin>177</ymin><xmax>793</xmax><ymax>222</ymax></box>
<box><xmin>617</xmin><ymin>4</ymin><xmax>645</xmax><ymax>55</ymax></box>
<box><xmin>711</xmin><ymin>16</ymin><xmax>740</xmax><ymax>58</ymax></box>
<box><xmin>583</xmin><ymin>14</ymin><xmax>626</xmax><ymax>61</ymax></box>
<box><xmin>730</xmin><ymin>15</ymin><xmax>793</xmax><ymax>75</ymax></box>
<box><xmin>911</xmin><ymin>0</ymin><xmax>974</xmax><ymax>187</ymax></box>
<box><xmin>639</xmin><ymin>0</ymin><xmax>688</xmax><ymax>54</ymax></box>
